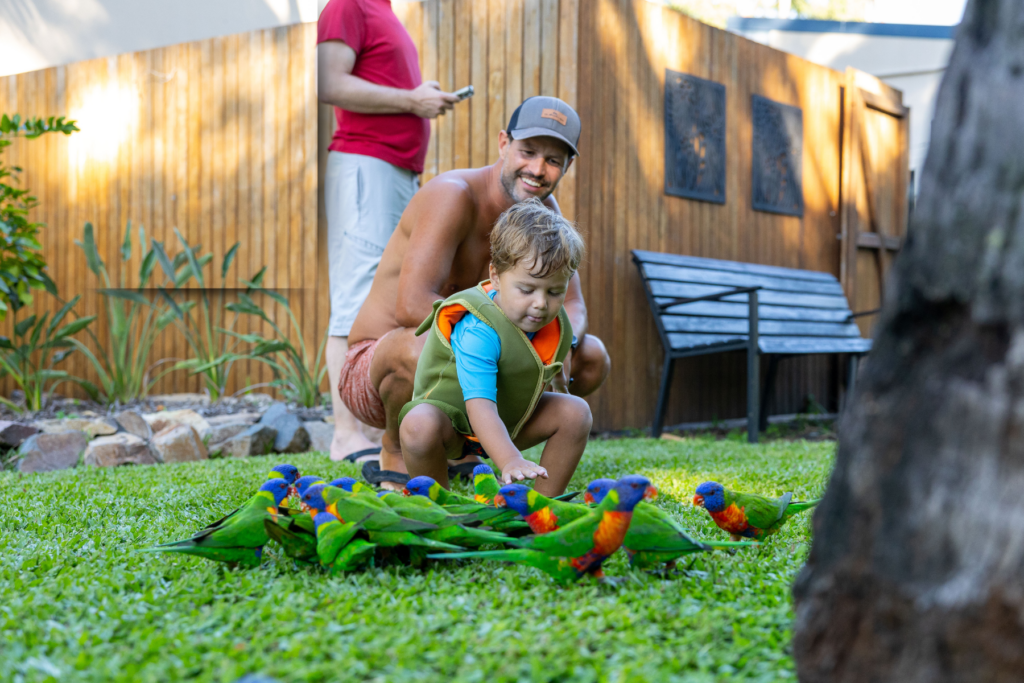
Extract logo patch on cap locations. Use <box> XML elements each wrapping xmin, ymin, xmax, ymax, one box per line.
<box><xmin>541</xmin><ymin>109</ymin><xmax>568</xmax><ymax>126</ymax></box>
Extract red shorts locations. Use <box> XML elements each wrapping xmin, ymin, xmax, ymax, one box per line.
<box><xmin>339</xmin><ymin>337</ymin><xmax>387</xmax><ymax>429</ymax></box>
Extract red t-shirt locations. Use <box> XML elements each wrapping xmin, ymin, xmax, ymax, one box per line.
<box><xmin>317</xmin><ymin>0</ymin><xmax>429</xmax><ymax>173</ymax></box>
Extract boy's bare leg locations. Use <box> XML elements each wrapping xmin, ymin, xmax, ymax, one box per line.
<box><xmin>399</xmin><ymin>403</ymin><xmax>464</xmax><ymax>489</ymax></box>
<box><xmin>513</xmin><ymin>393</ymin><xmax>593</xmax><ymax>497</ymax></box>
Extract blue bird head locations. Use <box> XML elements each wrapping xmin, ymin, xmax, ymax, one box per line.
<box><xmin>268</xmin><ymin>464</ymin><xmax>300</xmax><ymax>486</ymax></box>
<box><xmin>403</xmin><ymin>476</ymin><xmax>438</xmax><ymax>499</ymax></box>
<box><xmin>612</xmin><ymin>475</ymin><xmax>653</xmax><ymax>512</ymax></box>
<box><xmin>584</xmin><ymin>478</ymin><xmax>616</xmax><ymax>505</ymax></box>
<box><xmin>313</xmin><ymin>511</ymin><xmax>337</xmax><ymax>532</ymax></box>
<box><xmin>494</xmin><ymin>484</ymin><xmax>531</xmax><ymax>515</ymax></box>
<box><xmin>694</xmin><ymin>481</ymin><xmax>726</xmax><ymax>512</ymax></box>
<box><xmin>259</xmin><ymin>479</ymin><xmax>290</xmax><ymax>506</ymax></box>
<box><xmin>294</xmin><ymin>476</ymin><xmax>326</xmax><ymax>498</ymax></box>
<box><xmin>473</xmin><ymin>464</ymin><xmax>494</xmax><ymax>477</ymax></box>
<box><xmin>330</xmin><ymin>477</ymin><xmax>358</xmax><ymax>492</ymax></box>
<box><xmin>302</xmin><ymin>484</ymin><xmax>328</xmax><ymax>514</ymax></box>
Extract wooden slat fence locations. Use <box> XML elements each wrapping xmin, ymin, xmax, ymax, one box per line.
<box><xmin>0</xmin><ymin>1</ymin><xmax>907</xmax><ymax>431</ymax></box>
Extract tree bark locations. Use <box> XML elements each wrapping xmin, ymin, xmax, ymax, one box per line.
<box><xmin>792</xmin><ymin>1</ymin><xmax>1024</xmax><ymax>680</ymax></box>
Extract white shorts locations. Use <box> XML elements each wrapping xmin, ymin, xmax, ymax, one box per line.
<box><xmin>325</xmin><ymin>151</ymin><xmax>418</xmax><ymax>336</ymax></box>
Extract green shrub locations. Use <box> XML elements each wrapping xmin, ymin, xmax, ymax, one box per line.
<box><xmin>0</xmin><ymin>114</ymin><xmax>77</xmax><ymax>321</ymax></box>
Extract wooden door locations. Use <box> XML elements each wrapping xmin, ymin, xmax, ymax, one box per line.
<box><xmin>840</xmin><ymin>68</ymin><xmax>911</xmax><ymax>337</ymax></box>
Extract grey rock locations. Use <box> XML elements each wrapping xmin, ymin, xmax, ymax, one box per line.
<box><xmin>114</xmin><ymin>410</ymin><xmax>152</xmax><ymax>440</ymax></box>
<box><xmin>209</xmin><ymin>422</ymin><xmax>249</xmax><ymax>445</ymax></box>
<box><xmin>152</xmin><ymin>424</ymin><xmax>208</xmax><ymax>463</ymax></box>
<box><xmin>34</xmin><ymin>417</ymin><xmax>118</xmax><ymax>438</ymax></box>
<box><xmin>149</xmin><ymin>393</ymin><xmax>210</xmax><ymax>406</ymax></box>
<box><xmin>0</xmin><ymin>420</ymin><xmax>40</xmax><ymax>448</ymax></box>
<box><xmin>304</xmin><ymin>421</ymin><xmax>334</xmax><ymax>453</ymax></box>
<box><xmin>142</xmin><ymin>409</ymin><xmax>212</xmax><ymax>442</ymax></box>
<box><xmin>83</xmin><ymin>433</ymin><xmax>160</xmax><ymax>467</ymax></box>
<box><xmin>207</xmin><ymin>412</ymin><xmax>260</xmax><ymax>426</ymax></box>
<box><xmin>258</xmin><ymin>402</ymin><xmax>290</xmax><ymax>426</ymax></box>
<box><xmin>220</xmin><ymin>424</ymin><xmax>277</xmax><ymax>458</ymax></box>
<box><xmin>271</xmin><ymin>413</ymin><xmax>310</xmax><ymax>453</ymax></box>
<box><xmin>16</xmin><ymin>431</ymin><xmax>89</xmax><ymax>473</ymax></box>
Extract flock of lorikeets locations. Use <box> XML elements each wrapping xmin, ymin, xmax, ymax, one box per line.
<box><xmin>143</xmin><ymin>464</ymin><xmax>820</xmax><ymax>585</ymax></box>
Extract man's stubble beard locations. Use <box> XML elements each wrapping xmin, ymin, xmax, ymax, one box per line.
<box><xmin>499</xmin><ymin>162</ymin><xmax>557</xmax><ymax>204</ymax></box>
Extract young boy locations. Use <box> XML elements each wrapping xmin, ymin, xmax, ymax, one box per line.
<box><xmin>398</xmin><ymin>199</ymin><xmax>592</xmax><ymax>495</ymax></box>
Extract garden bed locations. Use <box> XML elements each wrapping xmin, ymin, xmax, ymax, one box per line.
<box><xmin>1</xmin><ymin>436</ymin><xmax>832</xmax><ymax>682</ymax></box>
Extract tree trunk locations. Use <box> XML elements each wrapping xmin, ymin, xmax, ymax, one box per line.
<box><xmin>792</xmin><ymin>1</ymin><xmax>1024</xmax><ymax>680</ymax></box>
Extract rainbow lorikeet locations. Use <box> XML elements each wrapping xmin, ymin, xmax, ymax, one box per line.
<box><xmin>472</xmin><ymin>464</ymin><xmax>501</xmax><ymax>504</ymax></box>
<box><xmin>142</xmin><ymin>479</ymin><xmax>289</xmax><ymax>567</ymax></box>
<box><xmin>312</xmin><ymin>512</ymin><xmax>376</xmax><ymax>574</ymax></box>
<box><xmin>294</xmin><ymin>475</ymin><xmax>327</xmax><ymax>499</ymax></box>
<box><xmin>431</xmin><ymin>475</ymin><xmax>651</xmax><ymax>584</ymax></box>
<box><xmin>302</xmin><ymin>484</ymin><xmax>461</xmax><ymax>551</ymax></box>
<box><xmin>585</xmin><ymin>480</ymin><xmax>754</xmax><ymax>571</ymax></box>
<box><xmin>495</xmin><ymin>484</ymin><xmax>590</xmax><ymax>534</ymax></box>
<box><xmin>264</xmin><ymin>507</ymin><xmax>318</xmax><ymax>563</ymax></box>
<box><xmin>692</xmin><ymin>481</ymin><xmax>820</xmax><ymax>541</ymax></box>
<box><xmin>267</xmin><ymin>464</ymin><xmax>301</xmax><ymax>490</ymax></box>
<box><xmin>330</xmin><ymin>477</ymin><xmax>375</xmax><ymax>496</ymax></box>
<box><xmin>404</xmin><ymin>476</ymin><xmax>529</xmax><ymax>532</ymax></box>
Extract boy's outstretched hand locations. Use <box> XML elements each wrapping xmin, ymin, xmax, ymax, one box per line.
<box><xmin>501</xmin><ymin>458</ymin><xmax>549</xmax><ymax>484</ymax></box>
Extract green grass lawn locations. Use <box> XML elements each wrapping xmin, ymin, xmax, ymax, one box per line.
<box><xmin>1</xmin><ymin>435</ymin><xmax>833</xmax><ymax>683</ymax></box>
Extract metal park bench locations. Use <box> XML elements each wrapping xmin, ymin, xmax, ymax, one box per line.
<box><xmin>632</xmin><ymin>250</ymin><xmax>873</xmax><ymax>442</ymax></box>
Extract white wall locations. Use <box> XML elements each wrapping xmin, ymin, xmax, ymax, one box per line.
<box><xmin>0</xmin><ymin>0</ymin><xmax>324</xmax><ymax>77</ymax></box>
<box><xmin>734</xmin><ymin>28</ymin><xmax>954</xmax><ymax>188</ymax></box>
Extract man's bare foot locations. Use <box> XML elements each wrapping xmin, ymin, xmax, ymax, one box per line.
<box><xmin>329</xmin><ymin>427</ymin><xmax>378</xmax><ymax>463</ymax></box>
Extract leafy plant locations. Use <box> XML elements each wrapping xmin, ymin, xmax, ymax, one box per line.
<box><xmin>0</xmin><ymin>114</ymin><xmax>78</xmax><ymax>321</ymax></box>
<box><xmin>71</xmin><ymin>221</ymin><xmax>181</xmax><ymax>404</ymax></box>
<box><xmin>225</xmin><ymin>281</ymin><xmax>328</xmax><ymax>408</ymax></box>
<box><xmin>156</xmin><ymin>227</ymin><xmax>248</xmax><ymax>401</ymax></box>
<box><xmin>0</xmin><ymin>294</ymin><xmax>96</xmax><ymax>412</ymax></box>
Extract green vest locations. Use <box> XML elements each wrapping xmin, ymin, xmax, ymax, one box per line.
<box><xmin>398</xmin><ymin>282</ymin><xmax>573</xmax><ymax>439</ymax></box>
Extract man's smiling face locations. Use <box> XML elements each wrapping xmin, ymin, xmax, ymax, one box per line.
<box><xmin>497</xmin><ymin>132</ymin><xmax>574</xmax><ymax>203</ymax></box>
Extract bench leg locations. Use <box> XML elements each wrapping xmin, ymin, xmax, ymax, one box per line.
<box><xmin>747</xmin><ymin>349</ymin><xmax>760</xmax><ymax>444</ymax></box>
<box><xmin>845</xmin><ymin>355</ymin><xmax>860</xmax><ymax>411</ymax></box>
<box><xmin>759</xmin><ymin>355</ymin><xmax>781</xmax><ymax>432</ymax></box>
<box><xmin>651</xmin><ymin>356</ymin><xmax>675</xmax><ymax>438</ymax></box>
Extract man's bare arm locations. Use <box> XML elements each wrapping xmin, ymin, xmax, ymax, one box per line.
<box><xmin>394</xmin><ymin>180</ymin><xmax>477</xmax><ymax>327</ymax></box>
<box><xmin>563</xmin><ymin>272</ymin><xmax>588</xmax><ymax>340</ymax></box>
<box><xmin>317</xmin><ymin>41</ymin><xmax>457</xmax><ymax>117</ymax></box>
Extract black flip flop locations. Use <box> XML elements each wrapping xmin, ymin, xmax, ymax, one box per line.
<box><xmin>447</xmin><ymin>461</ymin><xmax>481</xmax><ymax>484</ymax></box>
<box><xmin>343</xmin><ymin>447</ymin><xmax>381</xmax><ymax>464</ymax></box>
<box><xmin>461</xmin><ymin>439</ymin><xmax>490</xmax><ymax>460</ymax></box>
<box><xmin>361</xmin><ymin>460</ymin><xmax>410</xmax><ymax>487</ymax></box>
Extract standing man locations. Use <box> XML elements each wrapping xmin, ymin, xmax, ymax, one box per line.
<box><xmin>318</xmin><ymin>0</ymin><xmax>459</xmax><ymax>462</ymax></box>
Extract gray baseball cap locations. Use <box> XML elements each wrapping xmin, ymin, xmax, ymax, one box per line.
<box><xmin>506</xmin><ymin>96</ymin><xmax>580</xmax><ymax>157</ymax></box>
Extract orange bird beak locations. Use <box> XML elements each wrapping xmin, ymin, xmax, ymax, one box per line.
<box><xmin>402</xmin><ymin>488</ymin><xmax>411</xmax><ymax>496</ymax></box>
<box><xmin>493</xmin><ymin>493</ymin><xmax>507</xmax><ymax>508</ymax></box>
<box><xmin>583</xmin><ymin>492</ymin><xmax>595</xmax><ymax>504</ymax></box>
<box><xmin>692</xmin><ymin>494</ymin><xmax>704</xmax><ymax>507</ymax></box>
<box><xmin>644</xmin><ymin>485</ymin><xmax>658</xmax><ymax>500</ymax></box>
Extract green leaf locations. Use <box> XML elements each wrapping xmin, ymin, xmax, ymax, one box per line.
<box><xmin>76</xmin><ymin>222</ymin><xmax>103</xmax><ymax>276</ymax></box>
<box><xmin>121</xmin><ymin>220</ymin><xmax>132</xmax><ymax>262</ymax></box>
<box><xmin>14</xmin><ymin>315</ymin><xmax>36</xmax><ymax>338</ymax></box>
<box><xmin>0</xmin><ymin>336</ymin><xmax>13</xmax><ymax>350</ymax></box>
<box><xmin>174</xmin><ymin>227</ymin><xmax>205</xmax><ymax>288</ymax></box>
<box><xmin>151</xmin><ymin>240</ymin><xmax>176</xmax><ymax>282</ymax></box>
<box><xmin>29</xmin><ymin>312</ymin><xmax>49</xmax><ymax>349</ymax></box>
<box><xmin>138</xmin><ymin>223</ymin><xmax>148</xmax><ymax>254</ymax></box>
<box><xmin>138</xmin><ymin>250</ymin><xmax>157</xmax><ymax>287</ymax></box>
<box><xmin>247</xmin><ymin>266</ymin><xmax>267</xmax><ymax>291</ymax></box>
<box><xmin>46</xmin><ymin>295</ymin><xmax>81</xmax><ymax>336</ymax></box>
<box><xmin>222</xmin><ymin>243</ymin><xmax>240</xmax><ymax>279</ymax></box>
<box><xmin>53</xmin><ymin>315</ymin><xmax>96</xmax><ymax>339</ymax></box>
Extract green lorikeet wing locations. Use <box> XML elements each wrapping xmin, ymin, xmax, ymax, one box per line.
<box><xmin>725</xmin><ymin>490</ymin><xmax>792</xmax><ymax>531</ymax></box>
<box><xmin>323</xmin><ymin>487</ymin><xmax>437</xmax><ymax>532</ymax></box>
<box><xmin>366</xmin><ymin>530</ymin><xmax>463</xmax><ymax>551</ymax></box>
<box><xmin>427</xmin><ymin>549</ymin><xmax>581</xmax><ymax>586</ymax></box>
<box><xmin>378</xmin><ymin>491</ymin><xmax>482</xmax><ymax>528</ymax></box>
<box><xmin>329</xmin><ymin>539</ymin><xmax>377</xmax><ymax>574</ymax></box>
<box><xmin>313</xmin><ymin>513</ymin><xmax>373</xmax><ymax>572</ymax></box>
<box><xmin>264</xmin><ymin>508</ymin><xmax>318</xmax><ymax>563</ymax></box>
<box><xmin>423</xmin><ymin>524</ymin><xmax>512</xmax><ymax>548</ymax></box>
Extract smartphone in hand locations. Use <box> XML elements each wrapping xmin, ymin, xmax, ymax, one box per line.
<box><xmin>453</xmin><ymin>85</ymin><xmax>474</xmax><ymax>101</ymax></box>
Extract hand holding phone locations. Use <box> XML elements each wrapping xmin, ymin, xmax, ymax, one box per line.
<box><xmin>453</xmin><ymin>85</ymin><xmax>474</xmax><ymax>101</ymax></box>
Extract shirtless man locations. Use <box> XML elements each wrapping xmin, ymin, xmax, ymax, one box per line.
<box><xmin>339</xmin><ymin>96</ymin><xmax>611</xmax><ymax>488</ymax></box>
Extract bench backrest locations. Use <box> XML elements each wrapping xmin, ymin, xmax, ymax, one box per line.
<box><xmin>632</xmin><ymin>249</ymin><xmax>869</xmax><ymax>355</ymax></box>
